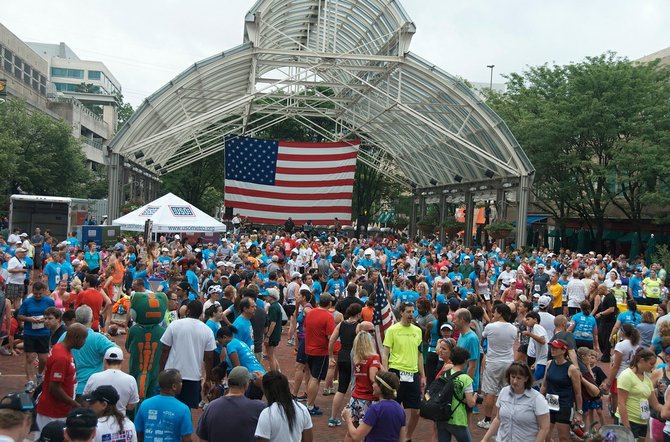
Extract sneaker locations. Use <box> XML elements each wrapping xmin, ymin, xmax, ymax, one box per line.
<box><xmin>472</xmin><ymin>405</ymin><xmax>480</xmax><ymax>414</ymax></box>
<box><xmin>0</xmin><ymin>347</ymin><xmax>11</xmax><ymax>356</ymax></box>
<box><xmin>24</xmin><ymin>381</ymin><xmax>35</xmax><ymax>393</ymax></box>
<box><xmin>198</xmin><ymin>400</ymin><xmax>206</xmax><ymax>408</ymax></box>
<box><xmin>476</xmin><ymin>419</ymin><xmax>491</xmax><ymax>429</ymax></box>
<box><xmin>322</xmin><ymin>388</ymin><xmax>335</xmax><ymax>396</ymax></box>
<box><xmin>292</xmin><ymin>393</ymin><xmax>307</xmax><ymax>401</ymax></box>
<box><xmin>287</xmin><ymin>339</ymin><xmax>295</xmax><ymax>346</ymax></box>
<box><xmin>36</xmin><ymin>374</ymin><xmax>44</xmax><ymax>385</ymax></box>
<box><xmin>308</xmin><ymin>407</ymin><xmax>323</xmax><ymax>416</ymax></box>
<box><xmin>328</xmin><ymin>418</ymin><xmax>342</xmax><ymax>427</ymax></box>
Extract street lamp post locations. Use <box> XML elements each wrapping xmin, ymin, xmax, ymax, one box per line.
<box><xmin>486</xmin><ymin>64</ymin><xmax>495</xmax><ymax>91</ymax></box>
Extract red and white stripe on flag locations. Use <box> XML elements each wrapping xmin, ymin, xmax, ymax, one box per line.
<box><xmin>224</xmin><ymin>139</ymin><xmax>359</xmax><ymax>225</ymax></box>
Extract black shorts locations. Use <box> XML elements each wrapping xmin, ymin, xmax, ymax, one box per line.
<box><xmin>337</xmin><ymin>360</ymin><xmax>352</xmax><ymax>394</ymax></box>
<box><xmin>176</xmin><ymin>379</ymin><xmax>201</xmax><ymax>409</ymax></box>
<box><xmin>284</xmin><ymin>304</ymin><xmax>296</xmax><ymax>318</ymax></box>
<box><xmin>549</xmin><ymin>406</ymin><xmax>573</xmax><ymax>424</ymax></box>
<box><xmin>630</xmin><ymin>422</ymin><xmax>647</xmax><ymax>438</ymax></box>
<box><xmin>574</xmin><ymin>339</ymin><xmax>594</xmax><ymax>350</ymax></box>
<box><xmin>389</xmin><ymin>368</ymin><xmax>421</xmax><ymax>409</ymax></box>
<box><xmin>307</xmin><ymin>355</ymin><xmax>329</xmax><ymax>380</ymax></box>
<box><xmin>23</xmin><ymin>335</ymin><xmax>50</xmax><ymax>354</ymax></box>
<box><xmin>296</xmin><ymin>338</ymin><xmax>307</xmax><ymax>364</ymax></box>
<box><xmin>268</xmin><ymin>336</ymin><xmax>280</xmax><ymax>347</ymax></box>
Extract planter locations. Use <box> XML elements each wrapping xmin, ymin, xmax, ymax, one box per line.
<box><xmin>485</xmin><ymin>223</ymin><xmax>514</xmax><ymax>240</ymax></box>
<box><xmin>417</xmin><ymin>223</ymin><xmax>436</xmax><ymax>235</ymax></box>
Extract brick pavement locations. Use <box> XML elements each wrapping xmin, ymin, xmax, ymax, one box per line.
<box><xmin>0</xmin><ymin>329</ymin><xmax>618</xmax><ymax>441</ymax></box>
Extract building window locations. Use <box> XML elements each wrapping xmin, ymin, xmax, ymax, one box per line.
<box><xmin>51</xmin><ymin>67</ymin><xmax>84</xmax><ymax>79</ymax></box>
<box><xmin>88</xmin><ymin>70</ymin><xmax>101</xmax><ymax>80</ymax></box>
<box><xmin>55</xmin><ymin>82</ymin><xmax>80</xmax><ymax>92</ymax></box>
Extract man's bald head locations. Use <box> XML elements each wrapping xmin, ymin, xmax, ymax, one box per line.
<box><xmin>356</xmin><ymin>321</ymin><xmax>374</xmax><ymax>334</ymax></box>
<box><xmin>65</xmin><ymin>323</ymin><xmax>88</xmax><ymax>350</ymax></box>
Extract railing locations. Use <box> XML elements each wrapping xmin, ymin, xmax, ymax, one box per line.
<box><xmin>50</xmin><ymin>96</ymin><xmax>104</xmax><ymax>123</ymax></box>
<box><xmin>80</xmin><ymin>137</ymin><xmax>104</xmax><ymax>150</ymax></box>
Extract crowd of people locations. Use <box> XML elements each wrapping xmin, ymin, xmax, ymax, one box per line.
<box><xmin>2</xmin><ymin>223</ymin><xmax>670</xmax><ymax>441</ymax></box>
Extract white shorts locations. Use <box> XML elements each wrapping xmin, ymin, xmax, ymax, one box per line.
<box><xmin>36</xmin><ymin>413</ymin><xmax>65</xmax><ymax>431</ymax></box>
<box><xmin>481</xmin><ymin>361</ymin><xmax>510</xmax><ymax>396</ymax></box>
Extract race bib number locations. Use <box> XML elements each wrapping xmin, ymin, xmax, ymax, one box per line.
<box><xmin>483</xmin><ymin>292</ymin><xmax>491</xmax><ymax>301</ymax></box>
<box><xmin>640</xmin><ymin>399</ymin><xmax>650</xmax><ymax>420</ymax></box>
<box><xmin>32</xmin><ymin>316</ymin><xmax>45</xmax><ymax>329</ymax></box>
<box><xmin>534</xmin><ymin>284</ymin><xmax>541</xmax><ymax>293</ymax></box>
<box><xmin>55</xmin><ymin>274</ymin><xmax>60</xmax><ymax>284</ymax></box>
<box><xmin>399</xmin><ymin>371</ymin><xmax>414</xmax><ymax>383</ymax></box>
<box><xmin>546</xmin><ymin>393</ymin><xmax>560</xmax><ymax>411</ymax></box>
<box><xmin>651</xmin><ymin>287</ymin><xmax>661</xmax><ymax>296</ymax></box>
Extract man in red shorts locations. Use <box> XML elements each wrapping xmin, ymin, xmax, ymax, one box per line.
<box><xmin>303</xmin><ymin>293</ymin><xmax>335</xmax><ymax>416</ymax></box>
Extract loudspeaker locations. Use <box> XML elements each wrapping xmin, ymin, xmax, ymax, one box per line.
<box><xmin>356</xmin><ymin>215</ymin><xmax>369</xmax><ymax>236</ymax></box>
<box><xmin>224</xmin><ymin>207</ymin><xmax>233</xmax><ymax>219</ymax></box>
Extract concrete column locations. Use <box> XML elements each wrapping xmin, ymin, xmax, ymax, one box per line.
<box><xmin>464</xmin><ymin>190</ymin><xmax>474</xmax><ymax>248</ymax></box>
<box><xmin>439</xmin><ymin>192</ymin><xmax>447</xmax><ymax>243</ymax></box>
<box><xmin>409</xmin><ymin>192</ymin><xmax>417</xmax><ymax>238</ymax></box>
<box><xmin>419</xmin><ymin>194</ymin><xmax>427</xmax><ymax>218</ymax></box>
<box><xmin>516</xmin><ymin>174</ymin><xmax>532</xmax><ymax>248</ymax></box>
<box><xmin>106</xmin><ymin>152</ymin><xmax>124</xmax><ymax>221</ymax></box>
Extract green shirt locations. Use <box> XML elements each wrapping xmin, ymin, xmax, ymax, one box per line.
<box><xmin>445</xmin><ymin>369</ymin><xmax>473</xmax><ymax>426</ymax></box>
<box><xmin>615</xmin><ymin>367</ymin><xmax>653</xmax><ymax>424</ymax></box>
<box><xmin>383</xmin><ymin>322</ymin><xmax>422</xmax><ymax>373</ymax></box>
<box><xmin>643</xmin><ymin>278</ymin><xmax>662</xmax><ymax>299</ymax></box>
<box><xmin>267</xmin><ymin>302</ymin><xmax>283</xmax><ymax>341</ymax></box>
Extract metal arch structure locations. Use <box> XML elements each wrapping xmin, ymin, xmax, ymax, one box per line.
<box><xmin>107</xmin><ymin>0</ymin><xmax>535</xmax><ymax>246</ymax></box>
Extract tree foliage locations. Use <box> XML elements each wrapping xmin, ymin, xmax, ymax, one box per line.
<box><xmin>488</xmin><ymin>53</ymin><xmax>670</xmax><ymax>245</ymax></box>
<box><xmin>113</xmin><ymin>91</ymin><xmax>134</xmax><ymax>132</ymax></box>
<box><xmin>0</xmin><ymin>99</ymin><xmax>92</xmax><ymax>200</ymax></box>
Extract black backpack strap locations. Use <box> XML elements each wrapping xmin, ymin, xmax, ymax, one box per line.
<box><xmin>444</xmin><ymin>370</ymin><xmax>467</xmax><ymax>410</ymax></box>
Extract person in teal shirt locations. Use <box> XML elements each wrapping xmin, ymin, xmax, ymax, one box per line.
<box><xmin>58</xmin><ymin>305</ymin><xmax>116</xmax><ymax>395</ymax></box>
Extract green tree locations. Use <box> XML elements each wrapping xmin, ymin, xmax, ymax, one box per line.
<box><xmin>113</xmin><ymin>91</ymin><xmax>134</xmax><ymax>132</ymax></box>
<box><xmin>0</xmin><ymin>99</ymin><xmax>92</xmax><ymax>198</ymax></box>
<box><xmin>488</xmin><ymin>53</ymin><xmax>670</xmax><ymax>246</ymax></box>
<box><xmin>160</xmin><ymin>151</ymin><xmax>224</xmax><ymax>215</ymax></box>
<box><xmin>74</xmin><ymin>83</ymin><xmax>103</xmax><ymax>117</ymax></box>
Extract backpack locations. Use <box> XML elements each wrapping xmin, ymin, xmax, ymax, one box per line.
<box><xmin>420</xmin><ymin>369</ymin><xmax>465</xmax><ymax>422</ymax></box>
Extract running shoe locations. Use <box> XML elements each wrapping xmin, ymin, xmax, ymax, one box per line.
<box><xmin>476</xmin><ymin>419</ymin><xmax>491</xmax><ymax>429</ymax></box>
<box><xmin>328</xmin><ymin>418</ymin><xmax>342</xmax><ymax>427</ymax></box>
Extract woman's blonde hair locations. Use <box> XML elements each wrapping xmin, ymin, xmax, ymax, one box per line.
<box><xmin>352</xmin><ymin>331</ymin><xmax>376</xmax><ymax>365</ymax></box>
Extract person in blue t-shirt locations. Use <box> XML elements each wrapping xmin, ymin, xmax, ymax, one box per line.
<box><xmin>629</xmin><ymin>270</ymin><xmax>643</xmax><ymax>301</ymax></box>
<box><xmin>611</xmin><ymin>299</ymin><xmax>643</xmax><ymax>338</ymax></box>
<box><xmin>84</xmin><ymin>242</ymin><xmax>102</xmax><ymax>274</ymax></box>
<box><xmin>455</xmin><ymin>308</ymin><xmax>481</xmax><ymax>392</ymax></box>
<box><xmin>43</xmin><ymin>253</ymin><xmax>63</xmax><ymax>292</ymax></box>
<box><xmin>135</xmin><ymin>369</ymin><xmax>193</xmax><ymax>442</ymax></box>
<box><xmin>17</xmin><ymin>281</ymin><xmax>55</xmax><ymax>390</ymax></box>
<box><xmin>232</xmin><ymin>297</ymin><xmax>256</xmax><ymax>351</ymax></box>
<box><xmin>568</xmin><ymin>300</ymin><xmax>598</xmax><ymax>350</ymax></box>
<box><xmin>185</xmin><ymin>259</ymin><xmax>200</xmax><ymax>300</ymax></box>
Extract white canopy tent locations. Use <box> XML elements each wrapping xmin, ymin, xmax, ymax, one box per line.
<box><xmin>112</xmin><ymin>193</ymin><xmax>226</xmax><ymax>233</ymax></box>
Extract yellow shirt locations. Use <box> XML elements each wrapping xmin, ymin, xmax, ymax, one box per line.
<box><xmin>383</xmin><ymin>322</ymin><xmax>423</xmax><ymax>373</ymax></box>
<box><xmin>549</xmin><ymin>283</ymin><xmax>563</xmax><ymax>309</ymax></box>
<box><xmin>643</xmin><ymin>278</ymin><xmax>661</xmax><ymax>299</ymax></box>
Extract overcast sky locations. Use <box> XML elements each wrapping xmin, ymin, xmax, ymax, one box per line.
<box><xmin>4</xmin><ymin>0</ymin><xmax>668</xmax><ymax>107</ymax></box>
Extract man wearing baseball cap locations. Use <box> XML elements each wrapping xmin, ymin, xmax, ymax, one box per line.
<box><xmin>63</xmin><ymin>408</ymin><xmax>97</xmax><ymax>442</ymax></box>
<box><xmin>83</xmin><ymin>347</ymin><xmax>139</xmax><ymax>415</ymax></box>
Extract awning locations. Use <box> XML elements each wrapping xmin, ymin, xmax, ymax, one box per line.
<box><xmin>527</xmin><ymin>216</ymin><xmax>547</xmax><ymax>224</ymax></box>
<box><xmin>377</xmin><ymin>212</ymin><xmax>395</xmax><ymax>224</ymax></box>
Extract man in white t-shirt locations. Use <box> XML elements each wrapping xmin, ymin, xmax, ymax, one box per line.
<box><xmin>83</xmin><ymin>346</ymin><xmax>139</xmax><ymax>415</ymax></box>
<box><xmin>524</xmin><ymin>312</ymin><xmax>548</xmax><ymax>387</ymax></box>
<box><xmin>566</xmin><ymin>276</ymin><xmax>587</xmax><ymax>316</ymax></box>
<box><xmin>432</xmin><ymin>266</ymin><xmax>451</xmax><ymax>297</ymax></box>
<box><xmin>537</xmin><ymin>295</ymin><xmax>556</xmax><ymax>338</ymax></box>
<box><xmin>478</xmin><ymin>303</ymin><xmax>518</xmax><ymax>430</ymax></box>
<box><xmin>160</xmin><ymin>300</ymin><xmax>216</xmax><ymax>409</ymax></box>
<box><xmin>6</xmin><ymin>247</ymin><xmax>28</xmax><ymax>308</ymax></box>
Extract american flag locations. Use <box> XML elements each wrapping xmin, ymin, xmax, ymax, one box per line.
<box><xmin>224</xmin><ymin>136</ymin><xmax>358</xmax><ymax>225</ymax></box>
<box><xmin>372</xmin><ymin>276</ymin><xmax>395</xmax><ymax>354</ymax></box>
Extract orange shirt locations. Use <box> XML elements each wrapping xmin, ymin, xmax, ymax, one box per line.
<box><xmin>111</xmin><ymin>261</ymin><xmax>125</xmax><ymax>284</ymax></box>
<box><xmin>361</xmin><ymin>306</ymin><xmax>374</xmax><ymax>322</ymax></box>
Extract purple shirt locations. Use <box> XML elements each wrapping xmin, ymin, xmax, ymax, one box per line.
<box><xmin>362</xmin><ymin>399</ymin><xmax>406</xmax><ymax>442</ymax></box>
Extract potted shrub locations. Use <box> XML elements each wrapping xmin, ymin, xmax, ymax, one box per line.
<box><xmin>442</xmin><ymin>219</ymin><xmax>465</xmax><ymax>237</ymax></box>
<box><xmin>417</xmin><ymin>214</ymin><xmax>438</xmax><ymax>235</ymax></box>
<box><xmin>484</xmin><ymin>222</ymin><xmax>514</xmax><ymax>240</ymax></box>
